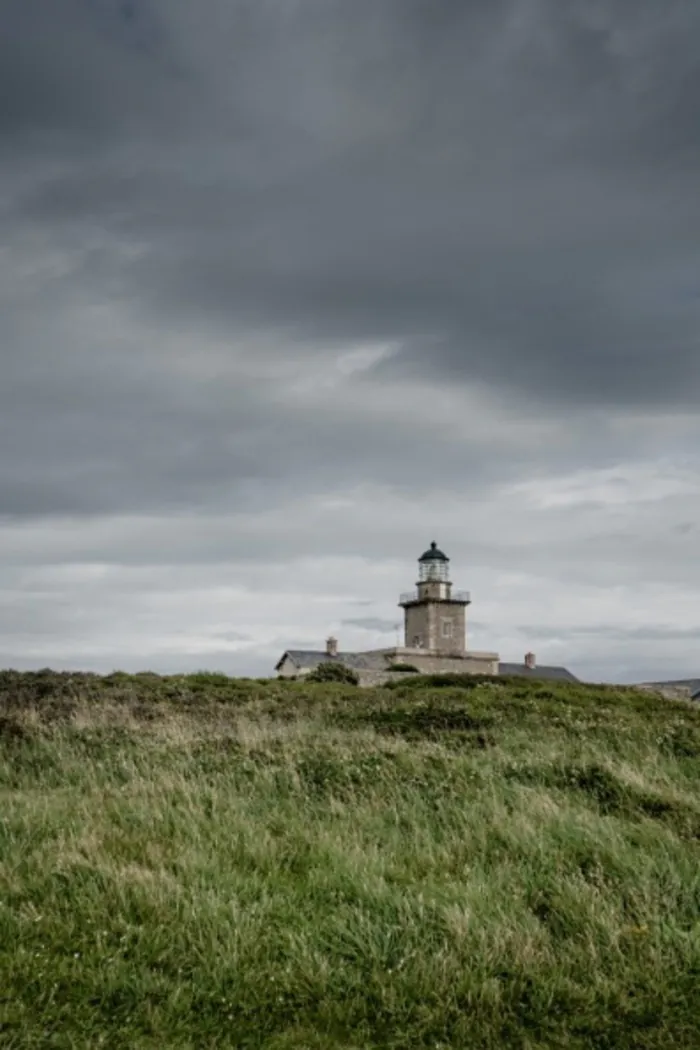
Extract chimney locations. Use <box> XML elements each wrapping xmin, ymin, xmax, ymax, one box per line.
<box><xmin>326</xmin><ymin>636</ymin><xmax>338</xmax><ymax>657</ymax></box>
<box><xmin>524</xmin><ymin>652</ymin><xmax>536</xmax><ymax>670</ymax></box>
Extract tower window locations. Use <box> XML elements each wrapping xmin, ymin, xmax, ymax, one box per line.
<box><xmin>441</xmin><ymin>620</ymin><xmax>453</xmax><ymax>638</ymax></box>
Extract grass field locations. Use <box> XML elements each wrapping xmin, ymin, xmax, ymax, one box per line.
<box><xmin>1</xmin><ymin>669</ymin><xmax>699</xmax><ymax>1048</ymax></box>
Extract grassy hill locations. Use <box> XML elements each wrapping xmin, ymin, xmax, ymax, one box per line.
<box><xmin>1</xmin><ymin>670</ymin><xmax>699</xmax><ymax>1049</ymax></box>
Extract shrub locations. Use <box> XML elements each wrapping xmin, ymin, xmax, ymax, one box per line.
<box><xmin>385</xmin><ymin>672</ymin><xmax>494</xmax><ymax>690</ymax></box>
<box><xmin>306</xmin><ymin>661</ymin><xmax>360</xmax><ymax>685</ymax></box>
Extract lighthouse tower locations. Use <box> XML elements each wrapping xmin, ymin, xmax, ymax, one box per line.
<box><xmin>399</xmin><ymin>542</ymin><xmax>471</xmax><ymax>653</ymax></box>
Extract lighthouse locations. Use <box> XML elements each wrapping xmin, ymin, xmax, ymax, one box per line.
<box><xmin>275</xmin><ymin>540</ymin><xmax>504</xmax><ymax>680</ymax></box>
<box><xmin>399</xmin><ymin>541</ymin><xmax>471</xmax><ymax>653</ymax></box>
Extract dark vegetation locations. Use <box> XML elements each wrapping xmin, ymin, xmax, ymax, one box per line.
<box><xmin>306</xmin><ymin>661</ymin><xmax>360</xmax><ymax>685</ymax></box>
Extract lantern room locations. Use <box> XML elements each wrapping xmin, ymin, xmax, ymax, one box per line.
<box><xmin>418</xmin><ymin>541</ymin><xmax>450</xmax><ymax>584</ymax></box>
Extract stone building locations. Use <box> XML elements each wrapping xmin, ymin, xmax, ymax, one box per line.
<box><xmin>634</xmin><ymin>678</ymin><xmax>700</xmax><ymax>701</ymax></box>
<box><xmin>275</xmin><ymin>542</ymin><xmax>577</xmax><ymax>685</ymax></box>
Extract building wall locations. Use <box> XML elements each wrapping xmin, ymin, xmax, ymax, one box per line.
<box><xmin>636</xmin><ymin>683</ymin><xmax>693</xmax><ymax>701</ymax></box>
<box><xmin>386</xmin><ymin>647</ymin><xmax>498</xmax><ymax>676</ymax></box>
<box><xmin>404</xmin><ymin>602</ymin><xmax>431</xmax><ymax>649</ymax></box>
<box><xmin>417</xmin><ymin>580</ymin><xmax>450</xmax><ymax>601</ymax></box>
<box><xmin>356</xmin><ymin>656</ymin><xmax>497</xmax><ymax>687</ymax></box>
<box><xmin>277</xmin><ymin>655</ymin><xmax>301</xmax><ymax>678</ymax></box>
<box><xmin>275</xmin><ymin>646</ymin><xmax>499</xmax><ymax>681</ymax></box>
<box><xmin>404</xmin><ymin>600</ymin><xmax>467</xmax><ymax>653</ymax></box>
<box><xmin>405</xmin><ymin>652</ymin><xmax>496</xmax><ymax>676</ymax></box>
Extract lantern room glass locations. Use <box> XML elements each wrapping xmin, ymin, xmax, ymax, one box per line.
<box><xmin>419</xmin><ymin>558</ymin><xmax>449</xmax><ymax>583</ymax></box>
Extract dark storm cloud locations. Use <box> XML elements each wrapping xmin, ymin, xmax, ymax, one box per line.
<box><xmin>2</xmin><ymin>0</ymin><xmax>700</xmax><ymax>526</ymax></box>
<box><xmin>0</xmin><ymin>0</ymin><xmax>174</xmax><ymax>143</ymax></box>
<box><xmin>0</xmin><ymin>323</ymin><xmax>527</xmax><ymax>518</ymax></box>
<box><xmin>3</xmin><ymin>0</ymin><xmax>699</xmax><ymax>401</ymax></box>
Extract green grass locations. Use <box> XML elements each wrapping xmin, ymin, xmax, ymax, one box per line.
<box><xmin>1</xmin><ymin>670</ymin><xmax>699</xmax><ymax>1048</ymax></box>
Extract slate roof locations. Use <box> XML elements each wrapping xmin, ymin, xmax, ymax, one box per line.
<box><xmin>275</xmin><ymin>650</ymin><xmax>390</xmax><ymax>672</ymax></box>
<box><xmin>639</xmin><ymin>678</ymin><xmax>700</xmax><ymax>697</ymax></box>
<box><xmin>498</xmin><ymin>663</ymin><xmax>578</xmax><ymax>682</ymax></box>
<box><xmin>277</xmin><ymin>650</ymin><xmax>578</xmax><ymax>682</ymax></box>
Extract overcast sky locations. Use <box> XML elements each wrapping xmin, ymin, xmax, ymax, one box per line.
<box><xmin>2</xmin><ymin>0</ymin><xmax>699</xmax><ymax>683</ymax></box>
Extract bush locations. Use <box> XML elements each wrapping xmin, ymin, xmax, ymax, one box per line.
<box><xmin>385</xmin><ymin>672</ymin><xmax>494</xmax><ymax>690</ymax></box>
<box><xmin>306</xmin><ymin>661</ymin><xmax>360</xmax><ymax>685</ymax></box>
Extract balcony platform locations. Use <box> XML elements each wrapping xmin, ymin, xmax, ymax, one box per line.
<box><xmin>399</xmin><ymin>589</ymin><xmax>471</xmax><ymax>606</ymax></box>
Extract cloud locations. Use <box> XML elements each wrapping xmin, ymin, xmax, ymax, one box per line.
<box><xmin>341</xmin><ymin>618</ymin><xmax>400</xmax><ymax>635</ymax></box>
<box><xmin>1</xmin><ymin>0</ymin><xmax>699</xmax><ymax>680</ymax></box>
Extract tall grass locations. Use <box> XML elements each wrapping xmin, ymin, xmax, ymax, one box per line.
<box><xmin>1</xmin><ymin>671</ymin><xmax>699</xmax><ymax>1048</ymax></box>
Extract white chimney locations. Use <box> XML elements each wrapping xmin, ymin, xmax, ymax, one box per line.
<box><xmin>524</xmin><ymin>652</ymin><xmax>536</xmax><ymax>670</ymax></box>
<box><xmin>326</xmin><ymin>636</ymin><xmax>338</xmax><ymax>657</ymax></box>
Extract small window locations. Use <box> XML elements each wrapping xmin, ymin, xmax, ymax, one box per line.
<box><xmin>441</xmin><ymin>619</ymin><xmax>453</xmax><ymax>638</ymax></box>
<box><xmin>412</xmin><ymin>635</ymin><xmax>422</xmax><ymax>647</ymax></box>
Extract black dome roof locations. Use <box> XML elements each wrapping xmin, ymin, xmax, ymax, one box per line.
<box><xmin>418</xmin><ymin>541</ymin><xmax>449</xmax><ymax>562</ymax></box>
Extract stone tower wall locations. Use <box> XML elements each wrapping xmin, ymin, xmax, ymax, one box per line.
<box><xmin>404</xmin><ymin>600</ymin><xmax>466</xmax><ymax>653</ymax></box>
